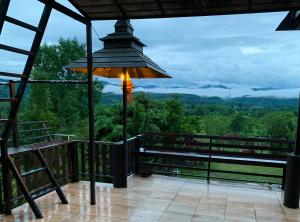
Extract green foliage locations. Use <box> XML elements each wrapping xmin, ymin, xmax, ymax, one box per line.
<box><xmin>163</xmin><ymin>97</ymin><xmax>183</xmax><ymax>132</ymax></box>
<box><xmin>95</xmin><ymin>93</ymin><xmax>297</xmax><ymax>141</ymax></box>
<box><xmin>22</xmin><ymin>70</ymin><xmax>58</xmax><ymax>127</ymax></box>
<box><xmin>21</xmin><ymin>38</ymin><xmax>103</xmax><ymax>138</ymax></box>
<box><xmin>262</xmin><ymin>111</ymin><xmax>296</xmax><ymax>139</ymax></box>
<box><xmin>201</xmin><ymin>115</ymin><xmax>232</xmax><ymax>136</ymax></box>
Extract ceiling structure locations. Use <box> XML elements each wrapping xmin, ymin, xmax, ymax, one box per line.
<box><xmin>68</xmin><ymin>0</ymin><xmax>300</xmax><ymax>20</ymax></box>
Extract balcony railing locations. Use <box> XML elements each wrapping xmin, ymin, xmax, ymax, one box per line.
<box><xmin>0</xmin><ymin>132</ymin><xmax>293</xmax><ymax>214</ymax></box>
<box><xmin>137</xmin><ymin>132</ymin><xmax>293</xmax><ymax>185</ymax></box>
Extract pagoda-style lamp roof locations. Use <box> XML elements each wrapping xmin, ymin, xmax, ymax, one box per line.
<box><xmin>66</xmin><ymin>19</ymin><xmax>171</xmax><ymax>79</ymax></box>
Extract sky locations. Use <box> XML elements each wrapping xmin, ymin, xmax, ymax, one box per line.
<box><xmin>1</xmin><ymin>0</ymin><xmax>300</xmax><ymax>98</ymax></box>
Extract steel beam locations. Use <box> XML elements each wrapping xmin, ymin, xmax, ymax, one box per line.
<box><xmin>38</xmin><ymin>0</ymin><xmax>88</xmax><ymax>24</ymax></box>
<box><xmin>0</xmin><ymin>0</ymin><xmax>10</xmax><ymax>35</ymax></box>
<box><xmin>86</xmin><ymin>21</ymin><xmax>96</xmax><ymax>205</ymax></box>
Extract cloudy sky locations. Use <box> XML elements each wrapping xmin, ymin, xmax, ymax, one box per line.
<box><xmin>1</xmin><ymin>0</ymin><xmax>300</xmax><ymax>98</ymax></box>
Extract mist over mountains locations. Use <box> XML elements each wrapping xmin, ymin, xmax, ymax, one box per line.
<box><xmin>101</xmin><ymin>92</ymin><xmax>298</xmax><ymax>109</ymax></box>
<box><xmin>101</xmin><ymin>79</ymin><xmax>300</xmax><ymax>98</ymax></box>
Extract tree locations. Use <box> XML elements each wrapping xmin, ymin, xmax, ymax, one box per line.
<box><xmin>22</xmin><ymin>38</ymin><xmax>103</xmax><ymax>138</ymax></box>
<box><xmin>21</xmin><ymin>69</ymin><xmax>58</xmax><ymax>127</ymax></box>
<box><xmin>202</xmin><ymin>115</ymin><xmax>231</xmax><ymax>136</ymax></box>
<box><xmin>262</xmin><ymin>111</ymin><xmax>296</xmax><ymax>139</ymax></box>
<box><xmin>163</xmin><ymin>97</ymin><xmax>183</xmax><ymax>132</ymax></box>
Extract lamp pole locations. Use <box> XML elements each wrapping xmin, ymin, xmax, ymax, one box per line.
<box><xmin>295</xmin><ymin>93</ymin><xmax>300</xmax><ymax>155</ymax></box>
<box><xmin>122</xmin><ymin>68</ymin><xmax>128</xmax><ymax>187</ymax></box>
<box><xmin>86</xmin><ymin>21</ymin><xmax>95</xmax><ymax>205</ymax></box>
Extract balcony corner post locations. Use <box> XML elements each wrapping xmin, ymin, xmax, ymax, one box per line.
<box><xmin>68</xmin><ymin>142</ymin><xmax>79</xmax><ymax>183</ymax></box>
<box><xmin>113</xmin><ymin>143</ymin><xmax>127</xmax><ymax>188</ymax></box>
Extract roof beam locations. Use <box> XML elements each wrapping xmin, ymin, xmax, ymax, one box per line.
<box><xmin>248</xmin><ymin>0</ymin><xmax>253</xmax><ymax>10</ymax></box>
<box><xmin>112</xmin><ymin>0</ymin><xmax>127</xmax><ymax>18</ymax></box>
<box><xmin>155</xmin><ymin>0</ymin><xmax>165</xmax><ymax>15</ymax></box>
<box><xmin>67</xmin><ymin>0</ymin><xmax>89</xmax><ymax>18</ymax></box>
<box><xmin>38</xmin><ymin>0</ymin><xmax>88</xmax><ymax>24</ymax></box>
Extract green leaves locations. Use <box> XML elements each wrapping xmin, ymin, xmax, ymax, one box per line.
<box><xmin>21</xmin><ymin>38</ymin><xmax>103</xmax><ymax>138</ymax></box>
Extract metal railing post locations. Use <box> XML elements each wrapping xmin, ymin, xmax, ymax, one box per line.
<box><xmin>207</xmin><ymin>138</ymin><xmax>212</xmax><ymax>183</ymax></box>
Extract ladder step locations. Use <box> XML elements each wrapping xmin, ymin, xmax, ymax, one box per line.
<box><xmin>0</xmin><ymin>119</ymin><xmax>9</xmax><ymax>124</ymax></box>
<box><xmin>0</xmin><ymin>119</ymin><xmax>8</xmax><ymax>122</ymax></box>
<box><xmin>32</xmin><ymin>186</ymin><xmax>56</xmax><ymax>200</ymax></box>
<box><xmin>21</xmin><ymin>167</ymin><xmax>47</xmax><ymax>177</ymax></box>
<box><xmin>19</xmin><ymin>127</ymin><xmax>51</xmax><ymax>133</ymax></box>
<box><xmin>0</xmin><ymin>44</ymin><xmax>33</xmax><ymax>56</ymax></box>
<box><xmin>5</xmin><ymin>16</ymin><xmax>39</xmax><ymax>32</ymax></box>
<box><xmin>0</xmin><ymin>71</ymin><xmax>24</xmax><ymax>78</ymax></box>
<box><xmin>0</xmin><ymin>98</ymin><xmax>18</xmax><ymax>102</ymax></box>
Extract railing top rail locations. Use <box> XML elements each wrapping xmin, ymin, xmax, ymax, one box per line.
<box><xmin>18</xmin><ymin>121</ymin><xmax>48</xmax><ymax>125</ymax></box>
<box><xmin>75</xmin><ymin>136</ymin><xmax>139</xmax><ymax>146</ymax></box>
<box><xmin>140</xmin><ymin>131</ymin><xmax>295</xmax><ymax>144</ymax></box>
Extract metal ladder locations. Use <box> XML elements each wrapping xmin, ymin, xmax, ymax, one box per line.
<box><xmin>0</xmin><ymin>0</ymin><xmax>68</xmax><ymax>218</ymax></box>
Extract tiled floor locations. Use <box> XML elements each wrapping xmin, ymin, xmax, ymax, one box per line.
<box><xmin>0</xmin><ymin>175</ymin><xmax>299</xmax><ymax>221</ymax></box>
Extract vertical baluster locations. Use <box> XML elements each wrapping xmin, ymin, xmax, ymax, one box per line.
<box><xmin>14</xmin><ymin>156</ymin><xmax>21</xmax><ymax>199</ymax></box>
<box><xmin>42</xmin><ymin>150</ymin><xmax>48</xmax><ymax>186</ymax></box>
<box><xmin>33</xmin><ymin>155</ymin><xmax>39</xmax><ymax>190</ymax></box>
<box><xmin>207</xmin><ymin>138</ymin><xmax>212</xmax><ymax>183</ymax></box>
<box><xmin>0</xmin><ymin>168</ymin><xmax>3</xmax><ymax>213</ymax></box>
<box><xmin>109</xmin><ymin>144</ymin><xmax>114</xmax><ymax>182</ymax></box>
<box><xmin>7</xmin><ymin>170</ymin><xmax>12</xmax><ymax>211</ymax></box>
<box><xmin>134</xmin><ymin>135</ymin><xmax>140</xmax><ymax>175</ymax></box>
<box><xmin>46</xmin><ymin>149</ymin><xmax>54</xmax><ymax>187</ymax></box>
<box><xmin>62</xmin><ymin>145</ymin><xmax>67</xmax><ymax>182</ymax></box>
<box><xmin>102</xmin><ymin>144</ymin><xmax>107</xmax><ymax>182</ymax></box>
<box><xmin>23</xmin><ymin>154</ymin><xmax>32</xmax><ymax>191</ymax></box>
<box><xmin>95</xmin><ymin>143</ymin><xmax>100</xmax><ymax>180</ymax></box>
<box><xmin>127</xmin><ymin>141</ymin><xmax>131</xmax><ymax>175</ymax></box>
<box><xmin>80</xmin><ymin>143</ymin><xmax>86</xmax><ymax>179</ymax></box>
<box><xmin>55</xmin><ymin>147</ymin><xmax>61</xmax><ymax>181</ymax></box>
<box><xmin>47</xmin><ymin>149</ymin><xmax>52</xmax><ymax>172</ymax></box>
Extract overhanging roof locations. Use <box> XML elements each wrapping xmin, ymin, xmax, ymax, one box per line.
<box><xmin>276</xmin><ymin>10</ymin><xmax>300</xmax><ymax>30</ymax></box>
<box><xmin>68</xmin><ymin>0</ymin><xmax>300</xmax><ymax>20</ymax></box>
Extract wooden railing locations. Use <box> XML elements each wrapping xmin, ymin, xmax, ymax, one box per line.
<box><xmin>137</xmin><ymin>132</ymin><xmax>294</xmax><ymax>185</ymax></box>
<box><xmin>0</xmin><ymin>136</ymin><xmax>140</xmax><ymax>213</ymax></box>
<box><xmin>0</xmin><ymin>133</ymin><xmax>293</xmax><ymax>213</ymax></box>
<box><xmin>0</xmin><ymin>142</ymin><xmax>78</xmax><ymax>213</ymax></box>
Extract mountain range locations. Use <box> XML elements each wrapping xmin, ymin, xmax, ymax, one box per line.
<box><xmin>101</xmin><ymin>92</ymin><xmax>298</xmax><ymax>108</ymax></box>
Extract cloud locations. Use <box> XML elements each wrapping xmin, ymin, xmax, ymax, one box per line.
<box><xmin>241</xmin><ymin>47</ymin><xmax>266</xmax><ymax>55</ymax></box>
<box><xmin>1</xmin><ymin>1</ymin><xmax>300</xmax><ymax>97</ymax></box>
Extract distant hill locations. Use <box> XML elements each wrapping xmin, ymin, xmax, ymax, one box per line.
<box><xmin>101</xmin><ymin>92</ymin><xmax>298</xmax><ymax>108</ymax></box>
<box><xmin>2</xmin><ymin>82</ymin><xmax>297</xmax><ymax>109</ymax></box>
<box><xmin>226</xmin><ymin>97</ymin><xmax>297</xmax><ymax>108</ymax></box>
<box><xmin>101</xmin><ymin>92</ymin><xmax>223</xmax><ymax>105</ymax></box>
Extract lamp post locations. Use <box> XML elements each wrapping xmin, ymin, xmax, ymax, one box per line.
<box><xmin>67</xmin><ymin>19</ymin><xmax>171</xmax><ymax>196</ymax></box>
